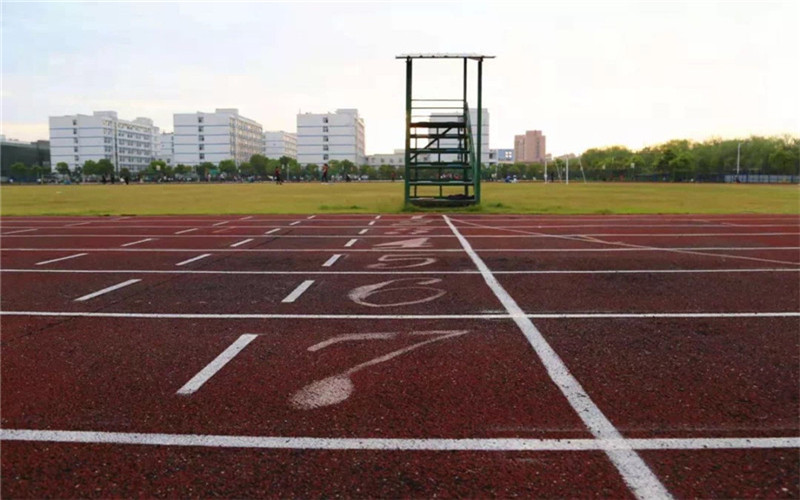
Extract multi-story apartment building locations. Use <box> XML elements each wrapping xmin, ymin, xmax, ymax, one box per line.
<box><xmin>367</xmin><ymin>149</ymin><xmax>409</xmax><ymax>168</ymax></box>
<box><xmin>157</xmin><ymin>132</ymin><xmax>174</xmax><ymax>166</ymax></box>
<box><xmin>514</xmin><ymin>130</ymin><xmax>546</xmax><ymax>163</ymax></box>
<box><xmin>264</xmin><ymin>131</ymin><xmax>297</xmax><ymax>159</ymax></box>
<box><xmin>296</xmin><ymin>109</ymin><xmax>365</xmax><ymax>166</ymax></box>
<box><xmin>173</xmin><ymin>108</ymin><xmax>263</xmax><ymax>166</ymax></box>
<box><xmin>430</xmin><ymin>108</ymin><xmax>490</xmax><ymax>165</ymax></box>
<box><xmin>49</xmin><ymin>111</ymin><xmax>159</xmax><ymax>172</ymax></box>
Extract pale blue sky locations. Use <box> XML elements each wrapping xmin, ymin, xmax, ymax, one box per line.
<box><xmin>2</xmin><ymin>0</ymin><xmax>798</xmax><ymax>155</ymax></box>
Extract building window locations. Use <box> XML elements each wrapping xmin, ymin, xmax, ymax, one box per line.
<box><xmin>323</xmin><ymin>136</ymin><xmax>328</xmax><ymax>142</ymax></box>
<box><xmin>199</xmin><ymin>135</ymin><xmax>204</xmax><ymax>142</ymax></box>
<box><xmin>74</xmin><ymin>147</ymin><xmax>78</xmax><ymax>153</ymax></box>
<box><xmin>200</xmin><ymin>153</ymin><xmax>205</xmax><ymax>160</ymax></box>
<box><xmin>74</xmin><ymin>138</ymin><xmax>79</xmax><ymax>144</ymax></box>
<box><xmin>323</xmin><ymin>145</ymin><xmax>329</xmax><ymax>151</ymax></box>
<box><xmin>323</xmin><ymin>154</ymin><xmax>329</xmax><ymax>160</ymax></box>
<box><xmin>199</xmin><ymin>145</ymin><xmax>204</xmax><ymax>151</ymax></box>
<box><xmin>323</xmin><ymin>117</ymin><xmax>328</xmax><ymax>124</ymax></box>
<box><xmin>198</xmin><ymin>117</ymin><xmax>204</xmax><ymax>123</ymax></box>
<box><xmin>72</xmin><ymin>119</ymin><xmax>77</xmax><ymax>126</ymax></box>
<box><xmin>73</xmin><ymin>128</ymin><xmax>77</xmax><ymax>135</ymax></box>
<box><xmin>75</xmin><ymin>156</ymin><xmax>79</xmax><ymax>161</ymax></box>
<box><xmin>323</xmin><ymin>126</ymin><xmax>329</xmax><ymax>132</ymax></box>
<box><xmin>198</xmin><ymin>126</ymin><xmax>204</xmax><ymax>132</ymax></box>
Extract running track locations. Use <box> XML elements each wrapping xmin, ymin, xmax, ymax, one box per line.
<box><xmin>1</xmin><ymin>213</ymin><xmax>798</xmax><ymax>498</ymax></box>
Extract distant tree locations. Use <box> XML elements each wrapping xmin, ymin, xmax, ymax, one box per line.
<box><xmin>305</xmin><ymin>163</ymin><xmax>320</xmax><ymax>180</ymax></box>
<box><xmin>378</xmin><ymin>164</ymin><xmax>395</xmax><ymax>180</ymax></box>
<box><xmin>162</xmin><ymin>164</ymin><xmax>174</xmax><ymax>178</ymax></box>
<box><xmin>219</xmin><ymin>159</ymin><xmax>238</xmax><ymax>178</ymax></box>
<box><xmin>10</xmin><ymin>162</ymin><xmax>29</xmax><ymax>181</ymax></box>
<box><xmin>250</xmin><ymin>154</ymin><xmax>268</xmax><ymax>178</ymax></box>
<box><xmin>239</xmin><ymin>161</ymin><xmax>254</xmax><ymax>177</ymax></box>
<box><xmin>56</xmin><ymin>162</ymin><xmax>70</xmax><ymax>177</ymax></box>
<box><xmin>196</xmin><ymin>162</ymin><xmax>214</xmax><ymax>180</ymax></box>
<box><xmin>97</xmin><ymin>159</ymin><xmax>115</xmax><ymax>177</ymax></box>
<box><xmin>120</xmin><ymin>167</ymin><xmax>132</xmax><ymax>180</ymax></box>
<box><xmin>83</xmin><ymin>160</ymin><xmax>99</xmax><ymax>176</ymax></box>
<box><xmin>174</xmin><ymin>164</ymin><xmax>190</xmax><ymax>176</ymax></box>
<box><xmin>149</xmin><ymin>159</ymin><xmax>166</xmax><ymax>171</ymax></box>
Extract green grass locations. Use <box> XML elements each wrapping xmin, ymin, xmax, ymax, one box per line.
<box><xmin>1</xmin><ymin>182</ymin><xmax>797</xmax><ymax>215</ymax></box>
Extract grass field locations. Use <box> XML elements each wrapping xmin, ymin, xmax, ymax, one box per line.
<box><xmin>1</xmin><ymin>182</ymin><xmax>798</xmax><ymax>215</ymax></box>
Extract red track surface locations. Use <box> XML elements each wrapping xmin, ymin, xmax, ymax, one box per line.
<box><xmin>1</xmin><ymin>213</ymin><xmax>798</xmax><ymax>498</ymax></box>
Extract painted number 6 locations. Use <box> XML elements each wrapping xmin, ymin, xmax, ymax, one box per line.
<box><xmin>348</xmin><ymin>278</ymin><xmax>446</xmax><ymax>307</ymax></box>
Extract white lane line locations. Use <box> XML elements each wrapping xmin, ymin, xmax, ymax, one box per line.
<box><xmin>374</xmin><ymin>215</ymin><xmax>381</xmax><ymax>220</ymax></box>
<box><xmin>175</xmin><ymin>254</ymin><xmax>212</xmax><ymax>266</ymax></box>
<box><xmin>368</xmin><ymin>221</ymin><xmax>376</xmax><ymax>226</ymax></box>
<box><xmin>282</xmin><ymin>280</ymin><xmax>315</xmax><ymax>303</ymax></box>
<box><xmin>322</xmin><ymin>254</ymin><xmax>342</xmax><ymax>267</ymax></box>
<box><xmin>344</xmin><ymin>238</ymin><xmax>358</xmax><ymax>247</ymax></box>
<box><xmin>176</xmin><ymin>334</ymin><xmax>258</xmax><ymax>395</ymax></box>
<box><xmin>290</xmin><ymin>221</ymin><xmax>301</xmax><ymax>226</ymax></box>
<box><xmin>35</xmin><ymin>253</ymin><xmax>89</xmax><ymax>266</ymax></box>
<box><xmin>1</xmin><ymin>228</ymin><xmax>38</xmax><ymax>235</ymax></box>
<box><xmin>174</xmin><ymin>228</ymin><xmax>198</xmax><ymax>235</ymax></box>
<box><xmin>307</xmin><ymin>215</ymin><xmax>316</xmax><ymax>219</ymax></box>
<box><xmin>120</xmin><ymin>238</ymin><xmax>155</xmax><ymax>247</ymax></box>
<box><xmin>358</xmin><ymin>229</ymin><xmax>369</xmax><ymax>235</ymax></box>
<box><xmin>1</xmin><ymin>429</ymin><xmax>796</xmax><ymax>452</ymax></box>
<box><xmin>2</xmin><ymin>311</ymin><xmax>797</xmax><ymax>320</ymax></box>
<box><xmin>4</xmin><ymin>268</ymin><xmax>800</xmax><ymax>276</ymax></box>
<box><xmin>230</xmin><ymin>238</ymin><xmax>254</xmax><ymax>248</ymax></box>
<box><xmin>65</xmin><ymin>221</ymin><xmax>92</xmax><ymax>227</ymax></box>
<box><xmin>4</xmin><ymin>247</ymin><xmax>799</xmax><ymax>254</ymax></box>
<box><xmin>443</xmin><ymin>215</ymin><xmax>671</xmax><ymax>500</ymax></box>
<box><xmin>265</xmin><ymin>228</ymin><xmax>280</xmax><ymax>235</ymax></box>
<box><xmin>73</xmin><ymin>279</ymin><xmax>141</xmax><ymax>302</ymax></box>
<box><xmin>239</xmin><ymin>216</ymin><xmax>253</xmax><ymax>220</ymax></box>
<box><xmin>212</xmin><ymin>221</ymin><xmax>230</xmax><ymax>227</ymax></box>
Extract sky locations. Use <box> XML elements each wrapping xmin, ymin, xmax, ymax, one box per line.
<box><xmin>1</xmin><ymin>0</ymin><xmax>798</xmax><ymax>156</ymax></box>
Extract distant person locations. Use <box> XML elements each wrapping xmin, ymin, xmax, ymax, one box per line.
<box><xmin>101</xmin><ymin>175</ymin><xmax>107</xmax><ymax>184</ymax></box>
<box><xmin>124</xmin><ymin>176</ymin><xmax>130</xmax><ymax>185</ymax></box>
<box><xmin>111</xmin><ymin>175</ymin><xmax>116</xmax><ymax>184</ymax></box>
<box><xmin>391</xmin><ymin>171</ymin><xmax>396</xmax><ymax>182</ymax></box>
<box><xmin>321</xmin><ymin>163</ymin><xmax>329</xmax><ymax>183</ymax></box>
<box><xmin>274</xmin><ymin>167</ymin><xmax>283</xmax><ymax>185</ymax></box>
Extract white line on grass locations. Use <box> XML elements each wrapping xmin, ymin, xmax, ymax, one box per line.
<box><xmin>359</xmin><ymin>229</ymin><xmax>369</xmax><ymax>235</ymax></box>
<box><xmin>344</xmin><ymin>238</ymin><xmax>358</xmax><ymax>247</ymax></box>
<box><xmin>2</xmin><ymin>311</ymin><xmax>797</xmax><ymax>320</ymax></box>
<box><xmin>281</xmin><ymin>280</ymin><xmax>315</xmax><ymax>303</ymax></box>
<box><xmin>1</xmin><ymin>228</ymin><xmax>38</xmax><ymax>235</ymax></box>
<box><xmin>176</xmin><ymin>334</ymin><xmax>258</xmax><ymax>395</ymax></box>
<box><xmin>174</xmin><ymin>228</ymin><xmax>198</xmax><ymax>235</ymax></box>
<box><xmin>35</xmin><ymin>253</ymin><xmax>88</xmax><ymax>266</ymax></box>
<box><xmin>120</xmin><ymin>238</ymin><xmax>155</xmax><ymax>247</ymax></box>
<box><xmin>322</xmin><ymin>254</ymin><xmax>342</xmax><ymax>267</ymax></box>
<box><xmin>443</xmin><ymin>215</ymin><xmax>671</xmax><ymax>500</ymax></box>
<box><xmin>73</xmin><ymin>279</ymin><xmax>141</xmax><ymax>302</ymax></box>
<box><xmin>230</xmin><ymin>238</ymin><xmax>254</xmax><ymax>248</ymax></box>
<box><xmin>212</xmin><ymin>221</ymin><xmax>230</xmax><ymax>227</ymax></box>
<box><xmin>265</xmin><ymin>228</ymin><xmax>280</xmax><ymax>235</ymax></box>
<box><xmin>0</xmin><ymin>429</ymin><xmax>796</xmax><ymax>452</ymax></box>
<box><xmin>175</xmin><ymin>254</ymin><xmax>212</xmax><ymax>266</ymax></box>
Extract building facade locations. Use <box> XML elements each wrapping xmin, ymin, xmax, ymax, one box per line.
<box><xmin>297</xmin><ymin>109</ymin><xmax>365</xmax><ymax>166</ymax></box>
<box><xmin>157</xmin><ymin>132</ymin><xmax>174</xmax><ymax>166</ymax></box>
<box><xmin>494</xmin><ymin>148</ymin><xmax>515</xmax><ymax>164</ymax></box>
<box><xmin>1</xmin><ymin>137</ymin><xmax>50</xmax><ymax>176</ymax></box>
<box><xmin>173</xmin><ymin>108</ymin><xmax>263</xmax><ymax>166</ymax></box>
<box><xmin>366</xmin><ymin>149</ymin><xmax>408</xmax><ymax>168</ymax></box>
<box><xmin>264</xmin><ymin>131</ymin><xmax>297</xmax><ymax>159</ymax></box>
<box><xmin>514</xmin><ymin>130</ymin><xmax>546</xmax><ymax>163</ymax></box>
<box><xmin>49</xmin><ymin>111</ymin><xmax>159</xmax><ymax>172</ymax></box>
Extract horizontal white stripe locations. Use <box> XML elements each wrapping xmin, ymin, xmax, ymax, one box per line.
<box><xmin>34</xmin><ymin>253</ymin><xmax>88</xmax><ymax>266</ymax></box>
<box><xmin>73</xmin><ymin>279</ymin><xmax>141</xmax><ymax>302</ymax></box>
<box><xmin>0</xmin><ymin>311</ymin><xmax>797</xmax><ymax>320</ymax></box>
<box><xmin>5</xmin><ymin>232</ymin><xmax>797</xmax><ymax>239</ymax></box>
<box><xmin>4</xmin><ymin>247</ymin><xmax>797</xmax><ymax>254</ymax></box>
<box><xmin>1</xmin><ymin>228</ymin><xmax>38</xmax><ymax>235</ymax></box>
<box><xmin>0</xmin><ymin>429</ymin><xmax>796</xmax><ymax>452</ymax></box>
<box><xmin>175</xmin><ymin>253</ymin><xmax>212</xmax><ymax>266</ymax></box>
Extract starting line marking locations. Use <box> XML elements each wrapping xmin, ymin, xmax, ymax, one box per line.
<box><xmin>344</xmin><ymin>238</ymin><xmax>358</xmax><ymax>247</ymax></box>
<box><xmin>230</xmin><ymin>238</ymin><xmax>254</xmax><ymax>248</ymax></box>
<box><xmin>1</xmin><ymin>228</ymin><xmax>38</xmax><ymax>235</ymax></box>
<box><xmin>121</xmin><ymin>238</ymin><xmax>155</xmax><ymax>247</ymax></box>
<box><xmin>174</xmin><ymin>228</ymin><xmax>198</xmax><ymax>235</ymax></box>
<box><xmin>212</xmin><ymin>221</ymin><xmax>230</xmax><ymax>227</ymax></box>
<box><xmin>175</xmin><ymin>254</ymin><xmax>212</xmax><ymax>266</ymax></box>
<box><xmin>176</xmin><ymin>334</ymin><xmax>258</xmax><ymax>395</ymax></box>
<box><xmin>358</xmin><ymin>229</ymin><xmax>369</xmax><ymax>235</ymax></box>
<box><xmin>368</xmin><ymin>221</ymin><xmax>376</xmax><ymax>226</ymax></box>
<box><xmin>290</xmin><ymin>221</ymin><xmax>301</xmax><ymax>226</ymax></box>
<box><xmin>34</xmin><ymin>253</ymin><xmax>88</xmax><ymax>266</ymax></box>
<box><xmin>2</xmin><ymin>311</ymin><xmax>797</xmax><ymax>320</ymax></box>
<box><xmin>307</xmin><ymin>215</ymin><xmax>316</xmax><ymax>219</ymax></box>
<box><xmin>322</xmin><ymin>254</ymin><xmax>342</xmax><ymax>267</ymax></box>
<box><xmin>0</xmin><ymin>429</ymin><xmax>796</xmax><ymax>452</ymax></box>
<box><xmin>73</xmin><ymin>279</ymin><xmax>141</xmax><ymax>302</ymax></box>
<box><xmin>265</xmin><ymin>228</ymin><xmax>280</xmax><ymax>235</ymax></box>
<box><xmin>282</xmin><ymin>280</ymin><xmax>315</xmax><ymax>303</ymax></box>
<box><xmin>444</xmin><ymin>215</ymin><xmax>670</xmax><ymax>499</ymax></box>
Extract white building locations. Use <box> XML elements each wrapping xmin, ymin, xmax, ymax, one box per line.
<box><xmin>49</xmin><ymin>111</ymin><xmax>159</xmax><ymax>172</ymax></box>
<box><xmin>264</xmin><ymin>131</ymin><xmax>297</xmax><ymax>159</ymax></box>
<box><xmin>158</xmin><ymin>132</ymin><xmax>174</xmax><ymax>165</ymax></box>
<box><xmin>367</xmin><ymin>149</ymin><xmax>405</xmax><ymax>168</ymax></box>
<box><xmin>173</xmin><ymin>108</ymin><xmax>263</xmax><ymax>166</ymax></box>
<box><xmin>297</xmin><ymin>109</ymin><xmax>365</xmax><ymax>166</ymax></box>
<box><xmin>431</xmin><ymin>108</ymin><xmax>490</xmax><ymax>165</ymax></box>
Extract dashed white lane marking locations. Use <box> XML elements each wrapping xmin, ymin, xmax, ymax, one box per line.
<box><xmin>282</xmin><ymin>280</ymin><xmax>315</xmax><ymax>303</ymax></box>
<box><xmin>322</xmin><ymin>254</ymin><xmax>342</xmax><ymax>267</ymax></box>
<box><xmin>176</xmin><ymin>334</ymin><xmax>258</xmax><ymax>395</ymax></box>
<box><xmin>358</xmin><ymin>229</ymin><xmax>369</xmax><ymax>235</ymax></box>
<box><xmin>2</xmin><ymin>311</ymin><xmax>797</xmax><ymax>320</ymax></box>
<box><xmin>1</xmin><ymin>228</ymin><xmax>38</xmax><ymax>235</ymax></box>
<box><xmin>73</xmin><ymin>279</ymin><xmax>141</xmax><ymax>302</ymax></box>
<box><xmin>212</xmin><ymin>221</ymin><xmax>230</xmax><ymax>227</ymax></box>
<box><xmin>212</xmin><ymin>228</ymin><xmax>231</xmax><ymax>234</ymax></box>
<box><xmin>174</xmin><ymin>228</ymin><xmax>198</xmax><ymax>235</ymax></box>
<box><xmin>35</xmin><ymin>253</ymin><xmax>88</xmax><ymax>266</ymax></box>
<box><xmin>344</xmin><ymin>238</ymin><xmax>358</xmax><ymax>247</ymax></box>
<box><xmin>1</xmin><ymin>429</ymin><xmax>796</xmax><ymax>452</ymax></box>
<box><xmin>289</xmin><ymin>221</ymin><xmax>301</xmax><ymax>226</ymax></box>
<box><xmin>374</xmin><ymin>215</ymin><xmax>381</xmax><ymax>220</ymax></box>
<box><xmin>368</xmin><ymin>221</ymin><xmax>376</xmax><ymax>226</ymax></box>
<box><xmin>265</xmin><ymin>228</ymin><xmax>280</xmax><ymax>235</ymax></box>
<box><xmin>120</xmin><ymin>238</ymin><xmax>155</xmax><ymax>247</ymax></box>
<box><xmin>307</xmin><ymin>215</ymin><xmax>316</xmax><ymax>219</ymax></box>
<box><xmin>411</xmin><ymin>215</ymin><xmax>424</xmax><ymax>219</ymax></box>
<box><xmin>444</xmin><ymin>215</ymin><xmax>671</xmax><ymax>500</ymax></box>
<box><xmin>175</xmin><ymin>254</ymin><xmax>212</xmax><ymax>266</ymax></box>
<box><xmin>65</xmin><ymin>221</ymin><xmax>92</xmax><ymax>227</ymax></box>
<box><xmin>239</xmin><ymin>216</ymin><xmax>253</xmax><ymax>220</ymax></box>
<box><xmin>230</xmin><ymin>238</ymin><xmax>254</xmax><ymax>248</ymax></box>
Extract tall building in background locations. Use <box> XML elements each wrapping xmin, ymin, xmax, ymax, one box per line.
<box><xmin>1</xmin><ymin>137</ymin><xmax>50</xmax><ymax>174</ymax></box>
<box><xmin>514</xmin><ymin>130</ymin><xmax>546</xmax><ymax>163</ymax></box>
<box><xmin>430</xmin><ymin>108</ymin><xmax>490</xmax><ymax>164</ymax></box>
<box><xmin>264</xmin><ymin>131</ymin><xmax>297</xmax><ymax>159</ymax></box>
<box><xmin>158</xmin><ymin>132</ymin><xmax>174</xmax><ymax>166</ymax></box>
<box><xmin>296</xmin><ymin>109</ymin><xmax>365</xmax><ymax>166</ymax></box>
<box><xmin>49</xmin><ymin>111</ymin><xmax>159</xmax><ymax>172</ymax></box>
<box><xmin>173</xmin><ymin>108</ymin><xmax>263</xmax><ymax>166</ymax></box>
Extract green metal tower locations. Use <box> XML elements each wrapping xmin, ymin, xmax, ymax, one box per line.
<box><xmin>396</xmin><ymin>53</ymin><xmax>494</xmax><ymax>206</ymax></box>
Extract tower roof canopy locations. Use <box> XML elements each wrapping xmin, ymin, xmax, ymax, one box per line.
<box><xmin>395</xmin><ymin>53</ymin><xmax>494</xmax><ymax>60</ymax></box>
